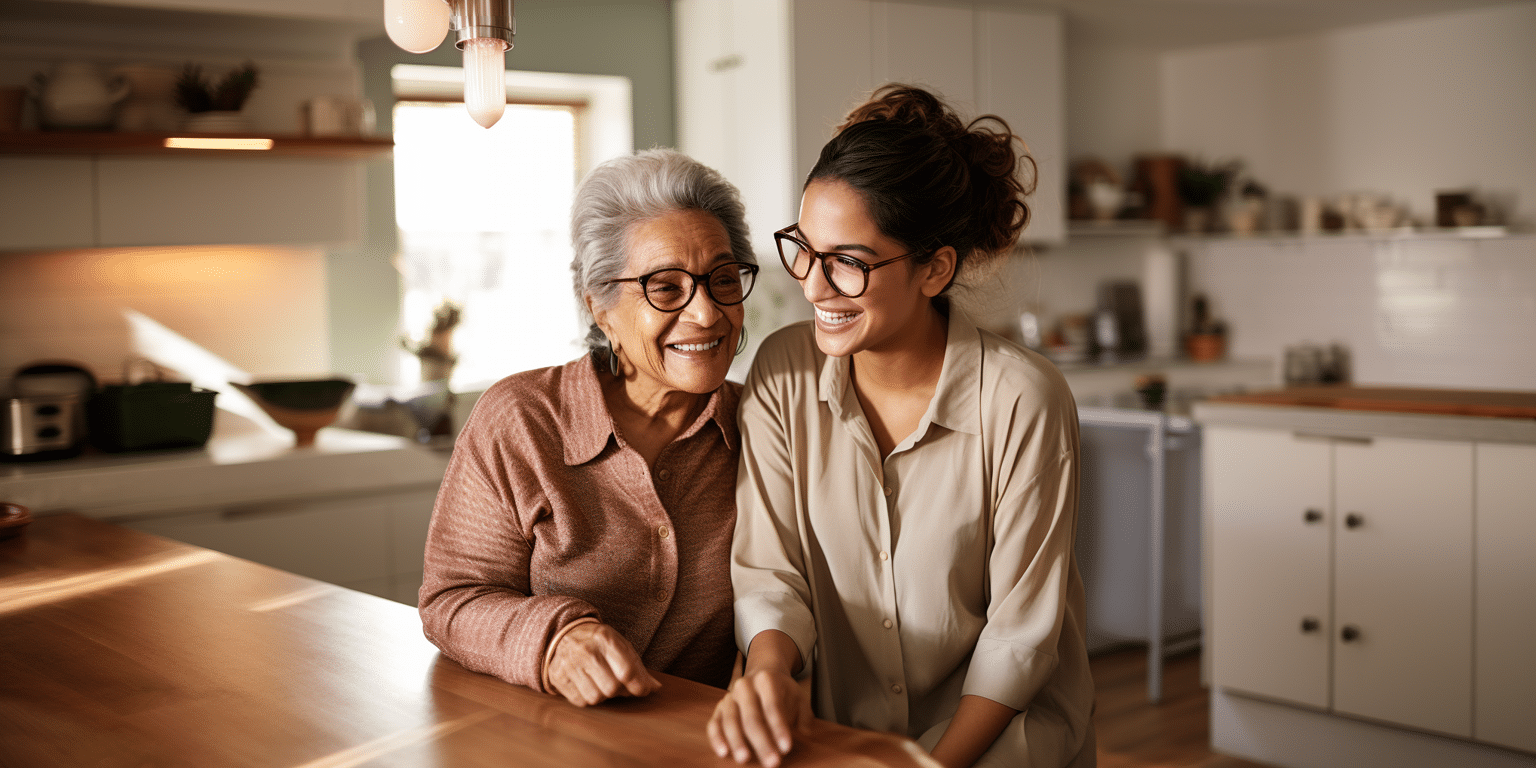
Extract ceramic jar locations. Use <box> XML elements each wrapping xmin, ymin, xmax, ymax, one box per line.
<box><xmin>113</xmin><ymin>63</ymin><xmax>182</xmax><ymax>132</ymax></box>
<box><xmin>34</xmin><ymin>61</ymin><xmax>129</xmax><ymax>130</ymax></box>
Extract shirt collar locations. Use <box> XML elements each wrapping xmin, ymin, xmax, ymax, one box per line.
<box><xmin>560</xmin><ymin>353</ymin><xmax>739</xmax><ymax>466</ymax></box>
<box><xmin>816</xmin><ymin>308</ymin><xmax>982</xmax><ymax>436</ymax></box>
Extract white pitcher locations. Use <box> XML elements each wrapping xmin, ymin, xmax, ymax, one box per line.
<box><xmin>34</xmin><ymin>61</ymin><xmax>130</xmax><ymax>130</ymax></box>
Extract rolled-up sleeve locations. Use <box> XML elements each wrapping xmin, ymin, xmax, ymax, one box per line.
<box><xmin>962</xmin><ymin>399</ymin><xmax>1080</xmax><ymax>712</ymax></box>
<box><xmin>418</xmin><ymin>413</ymin><xmax>599</xmax><ymax>693</ymax></box>
<box><xmin>731</xmin><ymin>346</ymin><xmax>818</xmax><ymax>676</ymax></box>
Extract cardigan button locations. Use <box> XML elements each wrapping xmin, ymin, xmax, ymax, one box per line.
<box><xmin>659</xmin><ymin>525</ymin><xmax>670</xmax><ymax>539</ymax></box>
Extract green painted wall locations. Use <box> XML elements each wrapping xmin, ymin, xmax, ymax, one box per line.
<box><xmin>329</xmin><ymin>0</ymin><xmax>675</xmax><ymax>384</ymax></box>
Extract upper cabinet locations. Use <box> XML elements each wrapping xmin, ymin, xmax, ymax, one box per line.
<box><xmin>53</xmin><ymin>0</ymin><xmax>378</xmax><ymax>24</ymax></box>
<box><xmin>676</xmin><ymin>0</ymin><xmax>1066</xmax><ymax>247</ymax></box>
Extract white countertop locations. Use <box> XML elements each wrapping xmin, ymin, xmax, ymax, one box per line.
<box><xmin>0</xmin><ymin>410</ymin><xmax>450</xmax><ymax>518</ymax></box>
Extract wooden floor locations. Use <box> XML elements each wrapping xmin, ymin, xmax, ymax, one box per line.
<box><xmin>1091</xmin><ymin>647</ymin><xmax>1274</xmax><ymax>768</ymax></box>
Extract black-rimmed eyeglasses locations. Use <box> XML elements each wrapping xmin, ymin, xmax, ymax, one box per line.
<box><xmin>774</xmin><ymin>224</ymin><xmax>926</xmax><ymax>299</ymax></box>
<box><xmin>605</xmin><ymin>261</ymin><xmax>760</xmax><ymax>313</ymax></box>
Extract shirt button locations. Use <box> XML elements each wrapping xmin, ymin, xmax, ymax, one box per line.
<box><xmin>891</xmin><ymin>684</ymin><xmax>903</xmax><ymax>694</ymax></box>
<box><xmin>656</xmin><ymin>589</ymin><xmax>668</xmax><ymax>602</ymax></box>
<box><xmin>658</xmin><ymin>468</ymin><xmax>671</xmax><ymax>481</ymax></box>
<box><xmin>658</xmin><ymin>525</ymin><xmax>670</xmax><ymax>539</ymax></box>
<box><xmin>878</xmin><ymin>551</ymin><xmax>889</xmax><ymax>561</ymax></box>
<box><xmin>883</xmin><ymin>485</ymin><xmax>893</xmax><ymax>496</ymax></box>
<box><xmin>883</xmin><ymin>619</ymin><xmax>893</xmax><ymax>629</ymax></box>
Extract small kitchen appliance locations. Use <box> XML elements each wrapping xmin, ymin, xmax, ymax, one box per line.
<box><xmin>3</xmin><ymin>362</ymin><xmax>96</xmax><ymax>461</ymax></box>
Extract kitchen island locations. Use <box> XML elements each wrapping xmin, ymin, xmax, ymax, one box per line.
<box><xmin>0</xmin><ymin>514</ymin><xmax>936</xmax><ymax>767</ymax></box>
<box><xmin>1195</xmin><ymin>386</ymin><xmax>1536</xmax><ymax>768</ymax></box>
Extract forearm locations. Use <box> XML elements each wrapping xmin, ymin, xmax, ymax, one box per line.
<box><xmin>927</xmin><ymin>694</ymin><xmax>1019</xmax><ymax>768</ymax></box>
<box><xmin>743</xmin><ymin>629</ymin><xmax>803</xmax><ymax>678</ymax></box>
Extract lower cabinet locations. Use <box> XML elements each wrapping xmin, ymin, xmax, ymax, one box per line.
<box><xmin>118</xmin><ymin>486</ymin><xmax>438</xmax><ymax>606</ymax></box>
<box><xmin>1208</xmin><ymin>426</ymin><xmax>1533</xmax><ymax>755</ymax></box>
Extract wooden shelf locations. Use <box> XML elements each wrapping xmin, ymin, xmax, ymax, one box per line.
<box><xmin>0</xmin><ymin>130</ymin><xmax>393</xmax><ymax>159</ymax></box>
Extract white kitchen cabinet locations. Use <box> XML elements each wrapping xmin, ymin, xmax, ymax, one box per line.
<box><xmin>96</xmin><ymin>157</ymin><xmax>364</xmax><ymax>247</ymax></box>
<box><xmin>1332</xmin><ymin>437</ymin><xmax>1473</xmax><ymax>736</ymax></box>
<box><xmin>75</xmin><ymin>0</ymin><xmax>376</xmax><ymax>23</ymax></box>
<box><xmin>120</xmin><ymin>486</ymin><xmax>440</xmax><ymax>604</ymax></box>
<box><xmin>1210</xmin><ymin>429</ymin><xmax>1474</xmax><ymax>736</ymax></box>
<box><xmin>1208</xmin><ymin>427</ymin><xmax>1332</xmax><ymax>710</ymax></box>
<box><xmin>0</xmin><ymin>157</ymin><xmax>96</xmax><ymax>251</ymax></box>
<box><xmin>676</xmin><ymin>0</ymin><xmax>1065</xmax><ymax>248</ymax></box>
<box><xmin>1474</xmin><ymin>442</ymin><xmax>1536</xmax><ymax>754</ymax></box>
<box><xmin>0</xmin><ymin>155</ymin><xmax>363</xmax><ymax>250</ymax></box>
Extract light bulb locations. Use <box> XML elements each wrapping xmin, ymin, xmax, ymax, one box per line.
<box><xmin>462</xmin><ymin>37</ymin><xmax>507</xmax><ymax>129</ymax></box>
<box><xmin>384</xmin><ymin>0</ymin><xmax>450</xmax><ymax>54</ymax></box>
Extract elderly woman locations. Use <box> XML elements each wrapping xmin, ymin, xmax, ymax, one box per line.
<box><xmin>419</xmin><ymin>148</ymin><xmax>758</xmax><ymax>707</ymax></box>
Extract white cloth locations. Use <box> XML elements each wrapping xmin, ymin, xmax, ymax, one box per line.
<box><xmin>732</xmin><ymin>312</ymin><xmax>1096</xmax><ymax>767</ymax></box>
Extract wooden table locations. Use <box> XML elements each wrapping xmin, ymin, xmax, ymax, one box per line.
<box><xmin>0</xmin><ymin>514</ymin><xmax>934</xmax><ymax>768</ymax></box>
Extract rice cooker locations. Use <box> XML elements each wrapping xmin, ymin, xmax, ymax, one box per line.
<box><xmin>2</xmin><ymin>362</ymin><xmax>96</xmax><ymax>460</ymax></box>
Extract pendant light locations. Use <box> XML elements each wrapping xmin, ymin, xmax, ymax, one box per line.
<box><xmin>385</xmin><ymin>0</ymin><xmax>514</xmax><ymax>129</ymax></box>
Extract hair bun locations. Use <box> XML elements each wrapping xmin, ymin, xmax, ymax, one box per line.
<box><xmin>820</xmin><ymin>83</ymin><xmax>1036</xmax><ymax>267</ymax></box>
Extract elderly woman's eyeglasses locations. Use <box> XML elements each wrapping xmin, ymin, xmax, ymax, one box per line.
<box><xmin>606</xmin><ymin>261</ymin><xmax>760</xmax><ymax>313</ymax></box>
<box><xmin>774</xmin><ymin>224</ymin><xmax>925</xmax><ymax>299</ymax></box>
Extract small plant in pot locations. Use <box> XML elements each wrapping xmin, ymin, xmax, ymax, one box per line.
<box><xmin>1177</xmin><ymin>158</ymin><xmax>1240</xmax><ymax>233</ymax></box>
<box><xmin>176</xmin><ymin>61</ymin><xmax>259</xmax><ymax>133</ymax></box>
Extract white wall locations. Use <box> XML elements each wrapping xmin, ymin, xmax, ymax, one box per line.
<box><xmin>1160</xmin><ymin>2</ymin><xmax>1536</xmax><ymax>229</ymax></box>
<box><xmin>1065</xmin><ymin>37</ymin><xmax>1163</xmax><ymax>183</ymax></box>
<box><xmin>0</xmin><ymin>247</ymin><xmax>331</xmax><ymax>384</ymax></box>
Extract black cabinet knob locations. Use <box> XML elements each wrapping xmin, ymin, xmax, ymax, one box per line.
<box><xmin>1341</xmin><ymin>625</ymin><xmax>1360</xmax><ymax>642</ymax></box>
<box><xmin>1345</xmin><ymin>513</ymin><xmax>1364</xmax><ymax>529</ymax></box>
<box><xmin>1301</xmin><ymin>617</ymin><xmax>1321</xmax><ymax>633</ymax></box>
<box><xmin>1304</xmin><ymin>509</ymin><xmax>1324</xmax><ymax>523</ymax></box>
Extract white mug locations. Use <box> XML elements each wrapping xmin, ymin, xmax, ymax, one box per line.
<box><xmin>302</xmin><ymin>96</ymin><xmax>363</xmax><ymax>136</ymax></box>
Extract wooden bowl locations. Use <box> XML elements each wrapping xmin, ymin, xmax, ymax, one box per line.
<box><xmin>231</xmin><ymin>379</ymin><xmax>355</xmax><ymax>447</ymax></box>
<box><xmin>1</xmin><ymin>502</ymin><xmax>32</xmax><ymax>540</ymax></box>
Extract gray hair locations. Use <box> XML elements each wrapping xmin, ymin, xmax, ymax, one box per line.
<box><xmin>570</xmin><ymin>148</ymin><xmax>754</xmax><ymax>355</ymax></box>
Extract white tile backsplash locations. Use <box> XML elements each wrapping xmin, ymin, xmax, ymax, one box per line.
<box><xmin>0</xmin><ymin>246</ymin><xmax>330</xmax><ymax>386</ymax></box>
<box><xmin>1184</xmin><ymin>233</ymin><xmax>1536</xmax><ymax>391</ymax></box>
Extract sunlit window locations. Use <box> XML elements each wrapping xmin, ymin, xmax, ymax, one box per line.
<box><xmin>392</xmin><ymin>99</ymin><xmax>585</xmax><ymax>390</ymax></box>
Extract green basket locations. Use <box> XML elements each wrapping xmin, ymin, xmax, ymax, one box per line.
<box><xmin>87</xmin><ymin>382</ymin><xmax>218</xmax><ymax>453</ymax></box>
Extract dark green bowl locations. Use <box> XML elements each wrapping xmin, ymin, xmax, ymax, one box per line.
<box><xmin>234</xmin><ymin>378</ymin><xmax>355</xmax><ymax>411</ymax></box>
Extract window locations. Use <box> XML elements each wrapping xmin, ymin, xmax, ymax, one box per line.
<box><xmin>391</xmin><ymin>66</ymin><xmax>633</xmax><ymax>391</ymax></box>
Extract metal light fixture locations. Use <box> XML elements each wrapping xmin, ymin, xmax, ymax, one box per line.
<box><xmin>385</xmin><ymin>0</ymin><xmax>514</xmax><ymax>128</ymax></box>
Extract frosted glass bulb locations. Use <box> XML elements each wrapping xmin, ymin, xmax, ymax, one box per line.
<box><xmin>462</xmin><ymin>37</ymin><xmax>507</xmax><ymax>129</ymax></box>
<box><xmin>384</xmin><ymin>0</ymin><xmax>450</xmax><ymax>54</ymax></box>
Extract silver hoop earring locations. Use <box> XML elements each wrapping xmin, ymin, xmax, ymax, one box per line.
<box><xmin>735</xmin><ymin>325</ymin><xmax>749</xmax><ymax>357</ymax></box>
<box><xmin>607</xmin><ymin>345</ymin><xmax>620</xmax><ymax>376</ymax></box>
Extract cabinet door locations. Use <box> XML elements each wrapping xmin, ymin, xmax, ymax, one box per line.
<box><xmin>120</xmin><ymin>493</ymin><xmax>391</xmax><ymax>595</ymax></box>
<box><xmin>0</xmin><ymin>157</ymin><xmax>96</xmax><ymax>251</ymax></box>
<box><xmin>1474</xmin><ymin>442</ymin><xmax>1536</xmax><ymax>753</ymax></box>
<box><xmin>95</xmin><ymin>157</ymin><xmax>362</xmax><ymax>247</ymax></box>
<box><xmin>790</xmin><ymin>0</ymin><xmax>874</xmax><ymax>188</ymax></box>
<box><xmin>871</xmin><ymin>1</ymin><xmax>975</xmax><ymax>108</ymax></box>
<box><xmin>976</xmin><ymin>7</ymin><xmax>1064</xmax><ymax>244</ymax></box>
<box><xmin>1333</xmin><ymin>437</ymin><xmax>1472</xmax><ymax>737</ymax></box>
<box><xmin>1208</xmin><ymin>426</ymin><xmax>1332</xmax><ymax>709</ymax></box>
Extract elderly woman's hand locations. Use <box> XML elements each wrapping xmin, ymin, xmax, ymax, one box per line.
<box><xmin>547</xmin><ymin>621</ymin><xmax>662</xmax><ymax>707</ymax></box>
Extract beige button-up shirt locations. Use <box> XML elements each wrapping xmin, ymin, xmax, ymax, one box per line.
<box><xmin>732</xmin><ymin>313</ymin><xmax>1095</xmax><ymax>767</ymax></box>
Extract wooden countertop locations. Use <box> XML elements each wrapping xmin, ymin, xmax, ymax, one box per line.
<box><xmin>0</xmin><ymin>515</ymin><xmax>934</xmax><ymax>768</ymax></box>
<box><xmin>1205</xmin><ymin>385</ymin><xmax>1536</xmax><ymax>420</ymax></box>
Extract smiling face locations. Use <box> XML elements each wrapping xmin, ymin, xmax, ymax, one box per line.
<box><xmin>590</xmin><ymin>208</ymin><xmax>744</xmax><ymax>399</ymax></box>
<box><xmin>794</xmin><ymin>179</ymin><xmax>953</xmax><ymax>359</ymax></box>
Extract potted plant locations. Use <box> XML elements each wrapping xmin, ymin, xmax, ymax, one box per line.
<box><xmin>1177</xmin><ymin>159</ymin><xmax>1239</xmax><ymax>233</ymax></box>
<box><xmin>176</xmin><ymin>61</ymin><xmax>259</xmax><ymax>133</ymax></box>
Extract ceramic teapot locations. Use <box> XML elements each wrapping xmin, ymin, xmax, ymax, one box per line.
<box><xmin>33</xmin><ymin>61</ymin><xmax>130</xmax><ymax>130</ymax></box>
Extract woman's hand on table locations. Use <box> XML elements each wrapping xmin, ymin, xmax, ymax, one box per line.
<box><xmin>547</xmin><ymin>621</ymin><xmax>661</xmax><ymax>707</ymax></box>
<box><xmin>707</xmin><ymin>630</ymin><xmax>810</xmax><ymax>767</ymax></box>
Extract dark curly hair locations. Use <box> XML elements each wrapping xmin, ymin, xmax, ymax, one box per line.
<box><xmin>807</xmin><ymin>84</ymin><xmax>1036</xmax><ymax>292</ymax></box>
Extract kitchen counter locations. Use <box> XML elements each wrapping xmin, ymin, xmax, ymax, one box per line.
<box><xmin>0</xmin><ymin>514</ymin><xmax>935</xmax><ymax>768</ymax></box>
<box><xmin>1194</xmin><ymin>385</ymin><xmax>1536</xmax><ymax>444</ymax></box>
<box><xmin>0</xmin><ymin>409</ymin><xmax>450</xmax><ymax>518</ymax></box>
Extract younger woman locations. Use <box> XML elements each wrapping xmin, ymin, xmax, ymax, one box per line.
<box><xmin>707</xmin><ymin>85</ymin><xmax>1095</xmax><ymax>768</ymax></box>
